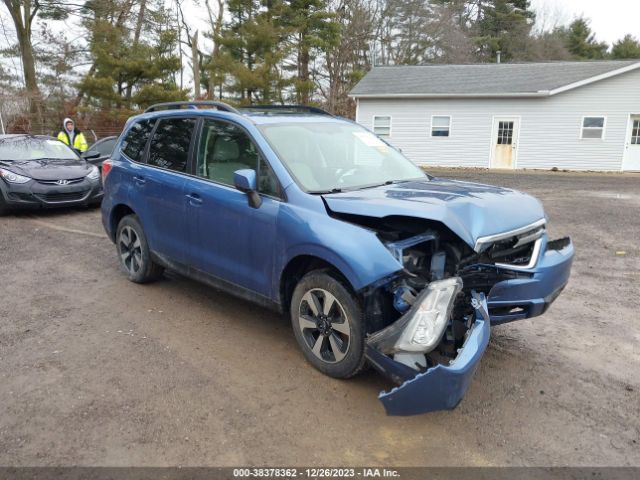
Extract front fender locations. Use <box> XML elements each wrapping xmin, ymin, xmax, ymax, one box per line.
<box><xmin>274</xmin><ymin>202</ymin><xmax>403</xmax><ymax>297</ymax></box>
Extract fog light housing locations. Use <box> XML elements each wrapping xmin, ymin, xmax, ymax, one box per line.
<box><xmin>368</xmin><ymin>277</ymin><xmax>463</xmax><ymax>354</ymax></box>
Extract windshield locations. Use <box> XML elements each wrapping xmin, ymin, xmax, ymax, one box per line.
<box><xmin>0</xmin><ymin>137</ymin><xmax>79</xmax><ymax>162</ymax></box>
<box><xmin>258</xmin><ymin>122</ymin><xmax>426</xmax><ymax>192</ymax></box>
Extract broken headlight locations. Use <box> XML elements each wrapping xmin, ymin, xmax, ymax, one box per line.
<box><xmin>369</xmin><ymin>277</ymin><xmax>463</xmax><ymax>354</ymax></box>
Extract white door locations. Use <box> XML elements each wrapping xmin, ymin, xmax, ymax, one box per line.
<box><xmin>622</xmin><ymin>115</ymin><xmax>640</xmax><ymax>171</ymax></box>
<box><xmin>490</xmin><ymin>118</ymin><xmax>519</xmax><ymax>169</ymax></box>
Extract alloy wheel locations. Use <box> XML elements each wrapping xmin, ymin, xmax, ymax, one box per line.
<box><xmin>118</xmin><ymin>226</ymin><xmax>143</xmax><ymax>275</ymax></box>
<box><xmin>298</xmin><ymin>288</ymin><xmax>351</xmax><ymax>363</ymax></box>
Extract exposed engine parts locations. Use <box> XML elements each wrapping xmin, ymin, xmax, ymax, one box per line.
<box><xmin>336</xmin><ymin>215</ymin><xmax>545</xmax><ymax>373</ymax></box>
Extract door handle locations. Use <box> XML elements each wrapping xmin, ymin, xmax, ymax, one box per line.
<box><xmin>186</xmin><ymin>193</ymin><xmax>203</xmax><ymax>206</ymax></box>
<box><xmin>133</xmin><ymin>175</ymin><xmax>146</xmax><ymax>186</ymax></box>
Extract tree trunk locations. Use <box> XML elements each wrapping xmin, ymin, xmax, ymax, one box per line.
<box><xmin>133</xmin><ymin>0</ymin><xmax>147</xmax><ymax>44</ymax></box>
<box><xmin>191</xmin><ymin>30</ymin><xmax>201</xmax><ymax>99</ymax></box>
<box><xmin>3</xmin><ymin>0</ymin><xmax>40</xmax><ymax>114</ymax></box>
<box><xmin>125</xmin><ymin>0</ymin><xmax>147</xmax><ymax>103</ymax></box>
<box><xmin>298</xmin><ymin>30</ymin><xmax>310</xmax><ymax>104</ymax></box>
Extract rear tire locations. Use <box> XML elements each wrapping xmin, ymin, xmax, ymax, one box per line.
<box><xmin>290</xmin><ymin>271</ymin><xmax>366</xmax><ymax>379</ymax></box>
<box><xmin>116</xmin><ymin>215</ymin><xmax>164</xmax><ymax>283</ymax></box>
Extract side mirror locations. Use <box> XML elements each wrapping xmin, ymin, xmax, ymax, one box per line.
<box><xmin>83</xmin><ymin>150</ymin><xmax>100</xmax><ymax>160</ymax></box>
<box><xmin>234</xmin><ymin>169</ymin><xmax>262</xmax><ymax>209</ymax></box>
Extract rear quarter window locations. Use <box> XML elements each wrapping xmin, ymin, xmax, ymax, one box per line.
<box><xmin>121</xmin><ymin>120</ymin><xmax>155</xmax><ymax>162</ymax></box>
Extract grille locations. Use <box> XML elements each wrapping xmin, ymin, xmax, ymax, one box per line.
<box><xmin>487</xmin><ymin>224</ymin><xmax>545</xmax><ymax>268</ymax></box>
<box><xmin>474</xmin><ymin>221</ymin><xmax>546</xmax><ymax>269</ymax></box>
<box><xmin>35</xmin><ymin>190</ymin><xmax>89</xmax><ymax>203</ymax></box>
<box><xmin>37</xmin><ymin>177</ymin><xmax>85</xmax><ymax>185</ymax></box>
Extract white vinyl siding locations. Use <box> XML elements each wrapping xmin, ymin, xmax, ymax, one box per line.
<box><xmin>355</xmin><ymin>68</ymin><xmax>640</xmax><ymax>171</ymax></box>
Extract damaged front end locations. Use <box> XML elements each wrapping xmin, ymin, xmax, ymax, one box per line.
<box><xmin>344</xmin><ymin>214</ymin><xmax>573</xmax><ymax>416</ymax></box>
<box><xmin>366</xmin><ymin>288</ymin><xmax>490</xmax><ymax>416</ymax></box>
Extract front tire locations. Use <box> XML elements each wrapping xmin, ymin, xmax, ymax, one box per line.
<box><xmin>290</xmin><ymin>271</ymin><xmax>366</xmax><ymax>379</ymax></box>
<box><xmin>116</xmin><ymin>215</ymin><xmax>164</xmax><ymax>283</ymax></box>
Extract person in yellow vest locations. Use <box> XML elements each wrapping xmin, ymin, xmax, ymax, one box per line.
<box><xmin>57</xmin><ymin>117</ymin><xmax>88</xmax><ymax>153</ymax></box>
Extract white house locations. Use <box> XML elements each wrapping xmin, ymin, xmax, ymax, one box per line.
<box><xmin>350</xmin><ymin>61</ymin><xmax>640</xmax><ymax>172</ymax></box>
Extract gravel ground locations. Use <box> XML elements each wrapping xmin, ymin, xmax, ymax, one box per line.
<box><xmin>0</xmin><ymin>169</ymin><xmax>638</xmax><ymax>467</ymax></box>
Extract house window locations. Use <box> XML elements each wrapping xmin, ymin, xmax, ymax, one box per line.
<box><xmin>373</xmin><ymin>116</ymin><xmax>391</xmax><ymax>138</ymax></box>
<box><xmin>431</xmin><ymin>116</ymin><xmax>451</xmax><ymax>137</ymax></box>
<box><xmin>581</xmin><ymin>117</ymin><xmax>606</xmax><ymax>139</ymax></box>
<box><xmin>632</xmin><ymin>119</ymin><xmax>640</xmax><ymax>145</ymax></box>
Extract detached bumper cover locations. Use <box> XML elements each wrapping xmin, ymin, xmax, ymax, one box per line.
<box><xmin>366</xmin><ymin>293</ymin><xmax>491</xmax><ymax>416</ymax></box>
<box><xmin>375</xmin><ymin>317</ymin><xmax>489</xmax><ymax>416</ymax></box>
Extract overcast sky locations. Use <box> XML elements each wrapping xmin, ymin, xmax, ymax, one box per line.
<box><xmin>531</xmin><ymin>0</ymin><xmax>640</xmax><ymax>44</ymax></box>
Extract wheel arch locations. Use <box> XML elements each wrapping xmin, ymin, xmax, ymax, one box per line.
<box><xmin>109</xmin><ymin>204</ymin><xmax>136</xmax><ymax>242</ymax></box>
<box><xmin>279</xmin><ymin>254</ymin><xmax>357</xmax><ymax>315</ymax></box>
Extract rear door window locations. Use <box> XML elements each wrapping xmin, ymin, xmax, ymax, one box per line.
<box><xmin>121</xmin><ymin>120</ymin><xmax>155</xmax><ymax>162</ymax></box>
<box><xmin>147</xmin><ymin>118</ymin><xmax>196</xmax><ymax>173</ymax></box>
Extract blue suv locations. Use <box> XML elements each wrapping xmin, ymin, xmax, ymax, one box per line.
<box><xmin>101</xmin><ymin>102</ymin><xmax>574</xmax><ymax>416</ymax></box>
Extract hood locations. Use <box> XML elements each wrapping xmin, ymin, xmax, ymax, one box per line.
<box><xmin>63</xmin><ymin>117</ymin><xmax>74</xmax><ymax>133</ymax></box>
<box><xmin>1</xmin><ymin>158</ymin><xmax>92</xmax><ymax>181</ymax></box>
<box><xmin>322</xmin><ymin>178</ymin><xmax>545</xmax><ymax>249</ymax></box>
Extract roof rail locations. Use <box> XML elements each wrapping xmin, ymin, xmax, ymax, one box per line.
<box><xmin>144</xmin><ymin>101</ymin><xmax>241</xmax><ymax>114</ymax></box>
<box><xmin>242</xmin><ymin>104</ymin><xmax>333</xmax><ymax>116</ymax></box>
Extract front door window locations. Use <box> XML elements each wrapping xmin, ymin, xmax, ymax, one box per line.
<box><xmin>196</xmin><ymin>119</ymin><xmax>281</xmax><ymax>197</ymax></box>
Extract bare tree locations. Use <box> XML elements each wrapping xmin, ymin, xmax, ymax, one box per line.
<box><xmin>204</xmin><ymin>0</ymin><xmax>225</xmax><ymax>99</ymax></box>
<box><xmin>319</xmin><ymin>0</ymin><xmax>377</xmax><ymax>117</ymax></box>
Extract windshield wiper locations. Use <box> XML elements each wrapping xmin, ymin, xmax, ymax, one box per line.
<box><xmin>310</xmin><ymin>188</ymin><xmax>343</xmax><ymax>194</ymax></box>
<box><xmin>354</xmin><ymin>181</ymin><xmax>393</xmax><ymax>190</ymax></box>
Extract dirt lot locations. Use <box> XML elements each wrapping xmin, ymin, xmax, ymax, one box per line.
<box><xmin>0</xmin><ymin>169</ymin><xmax>638</xmax><ymax>467</ymax></box>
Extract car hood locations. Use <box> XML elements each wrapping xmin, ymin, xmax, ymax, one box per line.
<box><xmin>0</xmin><ymin>158</ymin><xmax>92</xmax><ymax>181</ymax></box>
<box><xmin>322</xmin><ymin>178</ymin><xmax>545</xmax><ymax>249</ymax></box>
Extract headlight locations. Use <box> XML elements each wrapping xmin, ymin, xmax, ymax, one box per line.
<box><xmin>368</xmin><ymin>277</ymin><xmax>463</xmax><ymax>355</ymax></box>
<box><xmin>0</xmin><ymin>167</ymin><xmax>31</xmax><ymax>184</ymax></box>
<box><xmin>86</xmin><ymin>165</ymin><xmax>100</xmax><ymax>180</ymax></box>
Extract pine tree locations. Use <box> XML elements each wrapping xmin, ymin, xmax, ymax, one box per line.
<box><xmin>611</xmin><ymin>34</ymin><xmax>640</xmax><ymax>60</ymax></box>
<box><xmin>214</xmin><ymin>0</ymin><xmax>288</xmax><ymax>104</ymax></box>
<box><xmin>562</xmin><ymin>18</ymin><xmax>608</xmax><ymax>60</ymax></box>
<box><xmin>282</xmin><ymin>0</ymin><xmax>339</xmax><ymax>103</ymax></box>
<box><xmin>474</xmin><ymin>0</ymin><xmax>536</xmax><ymax>62</ymax></box>
<box><xmin>79</xmin><ymin>0</ymin><xmax>187</xmax><ymax>111</ymax></box>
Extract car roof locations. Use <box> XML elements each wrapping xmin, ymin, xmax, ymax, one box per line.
<box><xmin>130</xmin><ymin>103</ymin><xmax>353</xmax><ymax>128</ymax></box>
<box><xmin>0</xmin><ymin>134</ymin><xmax>56</xmax><ymax>141</ymax></box>
<box><xmin>132</xmin><ymin>109</ymin><xmax>351</xmax><ymax>125</ymax></box>
<box><xmin>242</xmin><ymin>113</ymin><xmax>351</xmax><ymax>125</ymax></box>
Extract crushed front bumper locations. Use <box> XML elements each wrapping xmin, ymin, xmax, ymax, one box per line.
<box><xmin>363</xmin><ymin>238</ymin><xmax>573</xmax><ymax>416</ymax></box>
<box><xmin>366</xmin><ymin>293</ymin><xmax>491</xmax><ymax>416</ymax></box>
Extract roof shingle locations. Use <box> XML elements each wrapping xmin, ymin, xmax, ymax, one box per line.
<box><xmin>350</xmin><ymin>61</ymin><xmax>640</xmax><ymax>97</ymax></box>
